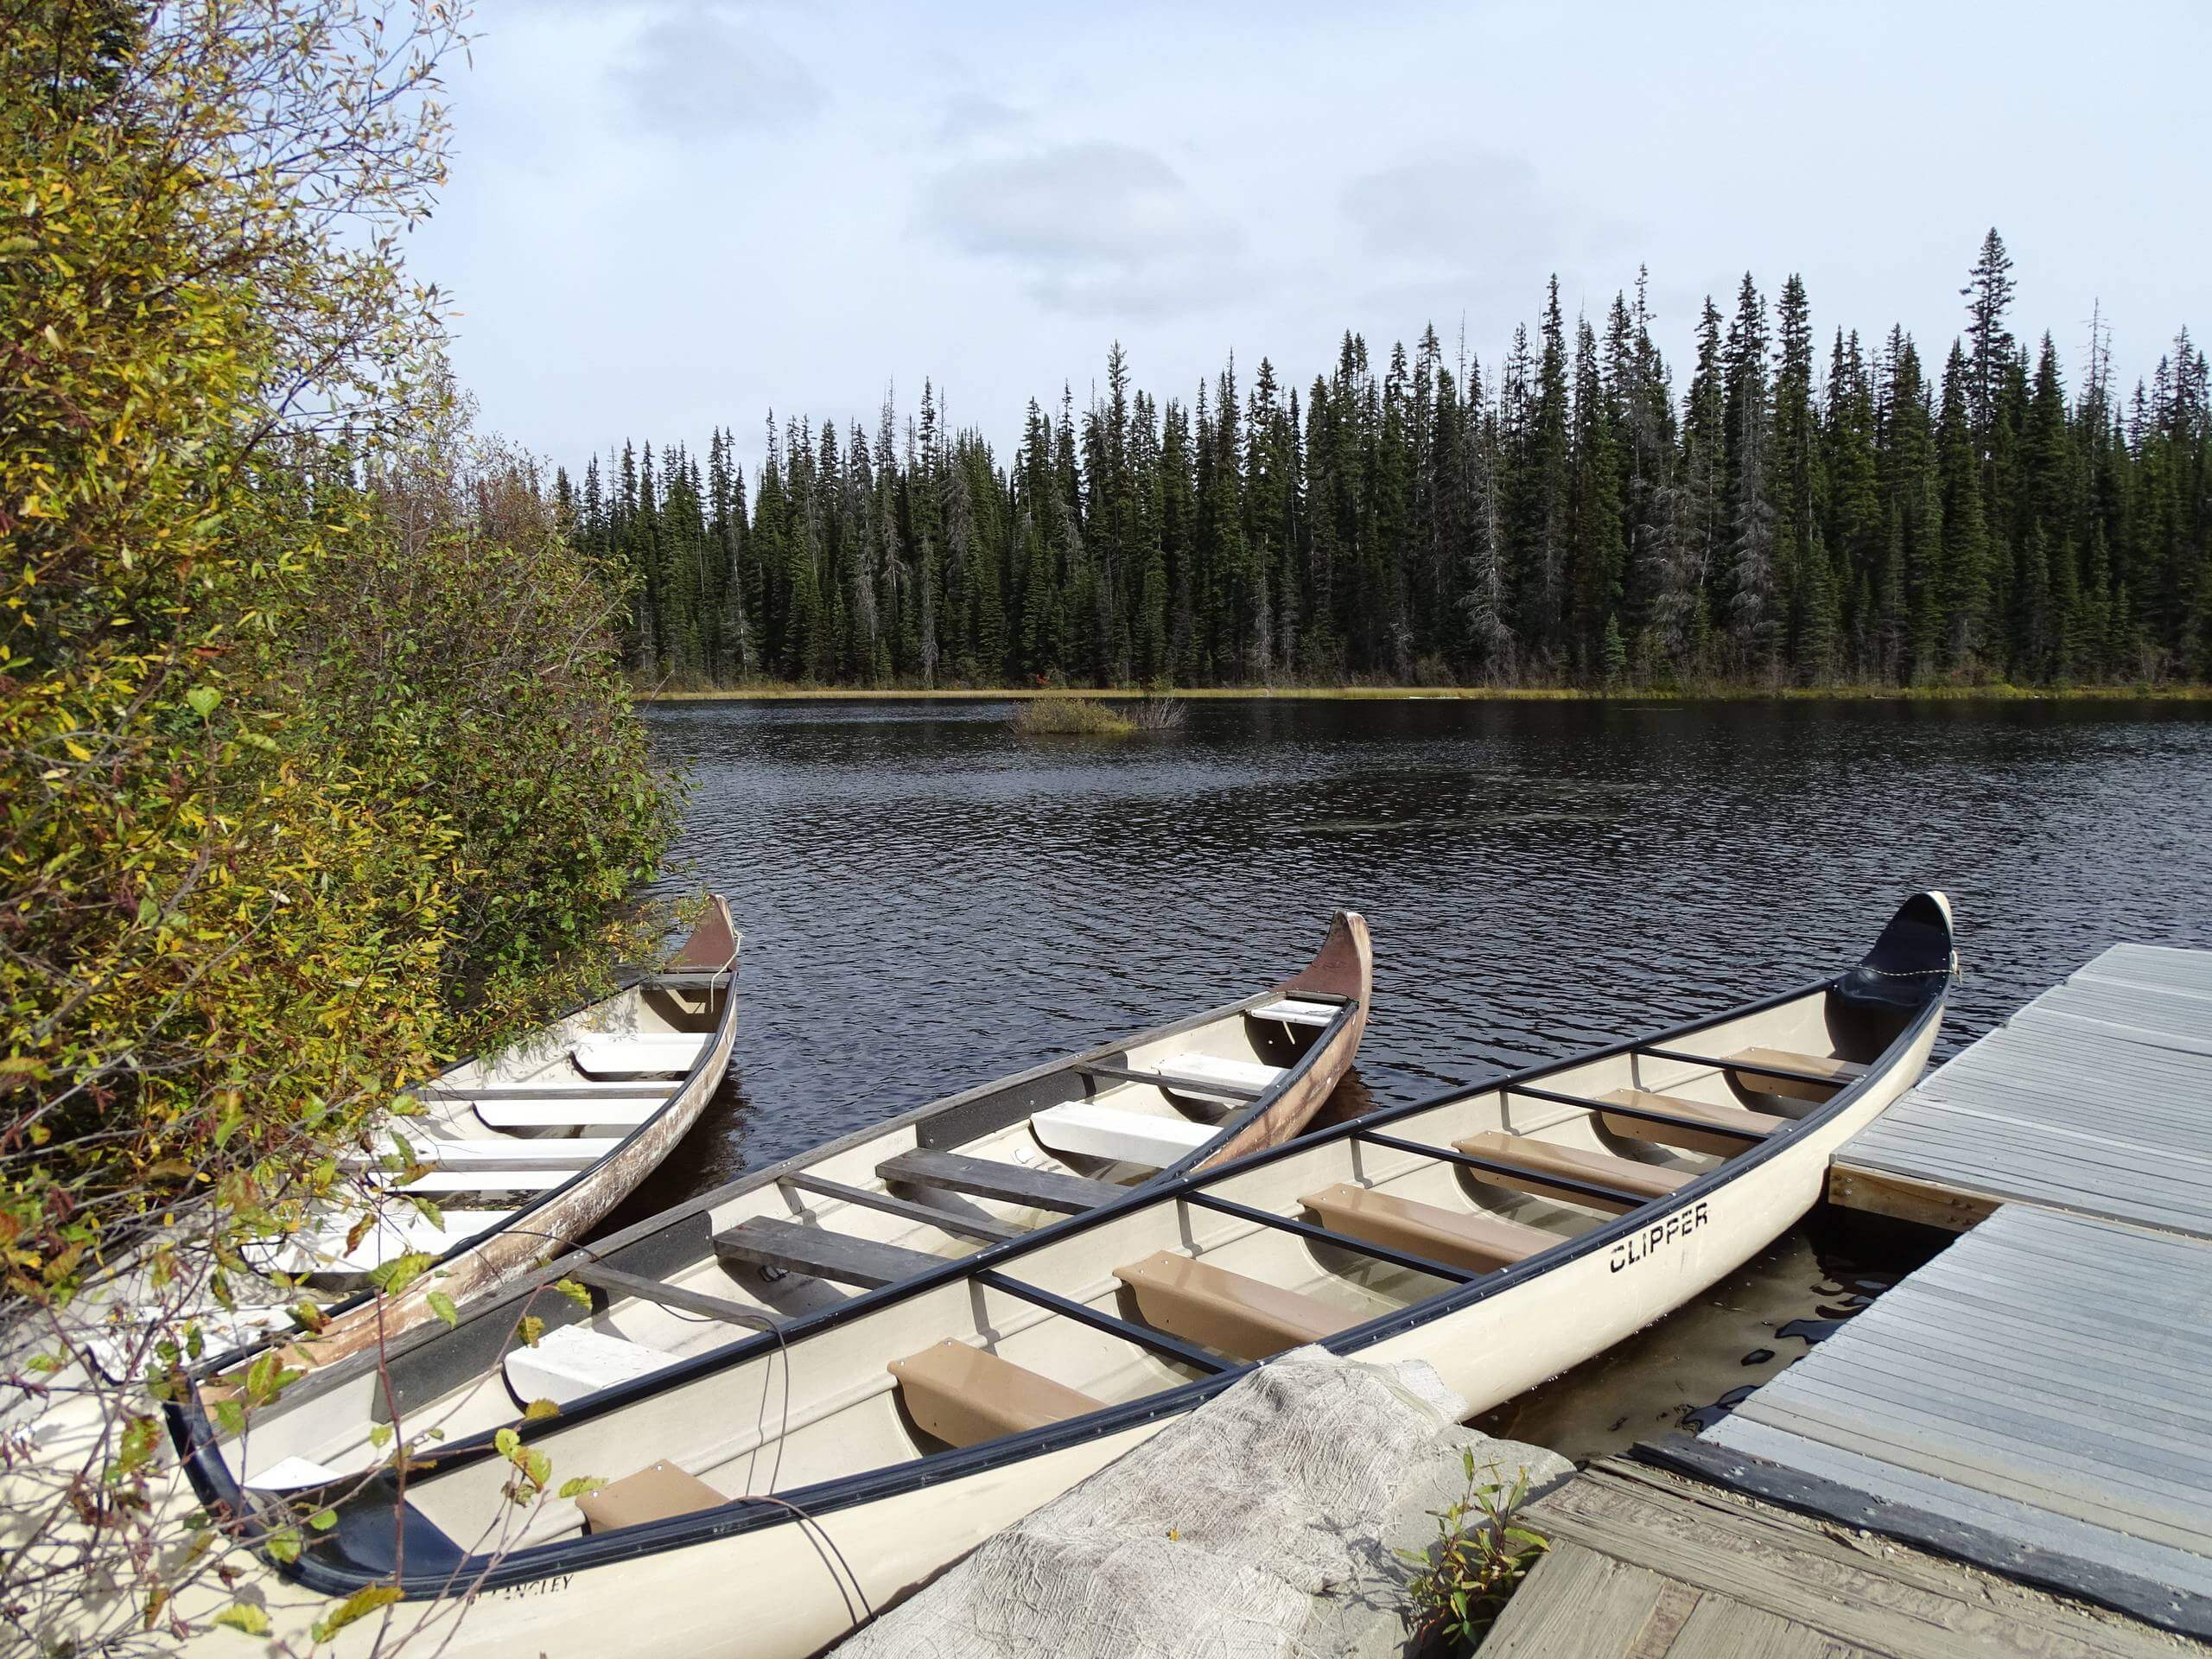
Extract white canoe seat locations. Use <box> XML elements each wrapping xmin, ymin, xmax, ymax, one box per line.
<box><xmin>505</xmin><ymin>1324</ymin><xmax>683</xmax><ymax>1408</ymax></box>
<box><xmin>1029</xmin><ymin>1102</ymin><xmax>1214</xmax><ymax>1167</ymax></box>
<box><xmin>1148</xmin><ymin>1052</ymin><xmax>1287</xmax><ymax>1103</ymax></box>
<box><xmin>571</xmin><ymin>1032</ymin><xmax>710</xmax><ymax>1078</ymax></box>
<box><xmin>388</xmin><ymin>1168</ymin><xmax>571</xmax><ymax>1195</ymax></box>
<box><xmin>375</xmin><ymin>1136</ymin><xmax>622</xmax><ymax>1169</ymax></box>
<box><xmin>272</xmin><ymin>1209</ymin><xmax>509</xmax><ymax>1274</ymax></box>
<box><xmin>247</xmin><ymin>1455</ymin><xmax>346</xmax><ymax>1492</ymax></box>
<box><xmin>471</xmin><ymin>1096</ymin><xmax>664</xmax><ymax>1130</ymax></box>
<box><xmin>1249</xmin><ymin>998</ymin><xmax>1337</xmax><ymax>1028</ymax></box>
<box><xmin>889</xmin><ymin>1339</ymin><xmax>1105</xmax><ymax>1449</ymax></box>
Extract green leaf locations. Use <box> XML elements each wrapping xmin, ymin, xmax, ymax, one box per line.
<box><xmin>427</xmin><ymin>1290</ymin><xmax>458</xmax><ymax>1327</ymax></box>
<box><xmin>212</xmin><ymin>1603</ymin><xmax>270</xmax><ymax>1636</ymax></box>
<box><xmin>186</xmin><ymin>687</ymin><xmax>221</xmax><ymax>718</ymax></box>
<box><xmin>521</xmin><ymin>1397</ymin><xmax>559</xmax><ymax>1421</ymax></box>
<box><xmin>311</xmin><ymin>1584</ymin><xmax>403</xmax><ymax>1642</ymax></box>
<box><xmin>264</xmin><ymin>1528</ymin><xmax>301</xmax><ymax>1564</ymax></box>
<box><xmin>556</xmin><ymin>1476</ymin><xmax>603</xmax><ymax>1500</ymax></box>
<box><xmin>518</xmin><ymin>1313</ymin><xmax>544</xmax><ymax>1347</ymax></box>
<box><xmin>494</xmin><ymin>1427</ymin><xmax>520</xmax><ymax>1459</ymax></box>
<box><xmin>366</xmin><ymin>1421</ymin><xmax>394</xmax><ymax>1449</ymax></box>
<box><xmin>308</xmin><ymin>1508</ymin><xmax>338</xmax><ymax>1532</ymax></box>
<box><xmin>551</xmin><ymin>1277</ymin><xmax>594</xmax><ymax>1312</ymax></box>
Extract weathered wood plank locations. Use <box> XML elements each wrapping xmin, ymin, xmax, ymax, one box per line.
<box><xmin>566</xmin><ymin>1262</ymin><xmax>770</xmax><ymax>1325</ymax></box>
<box><xmin>1520</xmin><ymin>1458</ymin><xmax>2200</xmax><ymax>1656</ymax></box>
<box><xmin>1824</xmin><ymin>1165</ymin><xmax>1999</xmax><ymax>1231</ymax></box>
<box><xmin>1478</xmin><ymin>1542</ymin><xmax>1676</xmax><ymax>1658</ymax></box>
<box><xmin>876</xmin><ymin>1147</ymin><xmax>1122</xmax><ymax>1214</ymax></box>
<box><xmin>710</xmin><ymin>1217</ymin><xmax>945</xmax><ymax>1289</ymax></box>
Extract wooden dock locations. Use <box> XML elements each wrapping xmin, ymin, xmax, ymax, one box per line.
<box><xmin>1481</xmin><ymin>1458</ymin><xmax>2196</xmax><ymax>1658</ymax></box>
<box><xmin>1482</xmin><ymin>944</ymin><xmax>2212</xmax><ymax>1656</ymax></box>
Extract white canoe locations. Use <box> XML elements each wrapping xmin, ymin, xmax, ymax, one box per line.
<box><xmin>173</xmin><ymin>895</ymin><xmax>1951</xmax><ymax>1659</ymax></box>
<box><xmin>232</xmin><ymin>898</ymin><xmax>741</xmax><ymax>1373</ymax></box>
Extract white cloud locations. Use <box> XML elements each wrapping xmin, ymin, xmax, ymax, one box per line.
<box><xmin>922</xmin><ymin>143</ymin><xmax>1249</xmax><ymax>316</ymax></box>
<box><xmin>613</xmin><ymin>3</ymin><xmax>825</xmax><ymax>140</ymax></box>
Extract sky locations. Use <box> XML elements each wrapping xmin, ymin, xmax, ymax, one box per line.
<box><xmin>411</xmin><ymin>0</ymin><xmax>2212</xmax><ymax>471</ymax></box>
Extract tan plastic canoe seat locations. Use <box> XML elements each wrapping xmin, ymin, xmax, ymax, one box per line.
<box><xmin>1300</xmin><ymin>1183</ymin><xmax>1554</xmax><ymax>1274</ymax></box>
<box><xmin>1113</xmin><ymin>1249</ymin><xmax>1355</xmax><ymax>1362</ymax></box>
<box><xmin>888</xmin><ymin>1338</ymin><xmax>1105</xmax><ymax>1448</ymax></box>
<box><xmin>1594</xmin><ymin>1088</ymin><xmax>1781</xmax><ymax>1157</ymax></box>
<box><xmin>1451</xmin><ymin>1130</ymin><xmax>1689</xmax><ymax>1213</ymax></box>
<box><xmin>575</xmin><ymin>1459</ymin><xmax>726</xmax><ymax>1533</ymax></box>
<box><xmin>1724</xmin><ymin>1046</ymin><xmax>1868</xmax><ymax>1103</ymax></box>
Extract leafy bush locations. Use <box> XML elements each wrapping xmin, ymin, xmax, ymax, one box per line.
<box><xmin>0</xmin><ymin>5</ymin><xmax>673</xmax><ymax>1650</ymax></box>
<box><xmin>1395</xmin><ymin>1454</ymin><xmax>1551</xmax><ymax>1653</ymax></box>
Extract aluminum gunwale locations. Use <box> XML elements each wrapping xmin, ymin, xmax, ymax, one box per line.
<box><xmin>175</xmin><ymin>959</ymin><xmax>1945</xmax><ymax>1599</ymax></box>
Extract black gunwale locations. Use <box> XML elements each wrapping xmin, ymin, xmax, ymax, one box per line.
<box><xmin>171</xmin><ymin>912</ymin><xmax>1947</xmax><ymax>1600</ymax></box>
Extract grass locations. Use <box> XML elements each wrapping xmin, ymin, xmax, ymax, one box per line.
<box><xmin>1010</xmin><ymin>696</ymin><xmax>1135</xmax><ymax>736</ymax></box>
<box><xmin>644</xmin><ymin>680</ymin><xmax>2211</xmax><ymax>705</ymax></box>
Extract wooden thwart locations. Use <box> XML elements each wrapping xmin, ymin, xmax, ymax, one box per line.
<box><xmin>711</xmin><ymin>1217</ymin><xmax>944</xmax><ymax>1289</ymax></box>
<box><xmin>876</xmin><ymin>1147</ymin><xmax>1122</xmax><ymax>1214</ymax></box>
<box><xmin>887</xmin><ymin>1338</ymin><xmax>1103</xmax><ymax>1449</ymax></box>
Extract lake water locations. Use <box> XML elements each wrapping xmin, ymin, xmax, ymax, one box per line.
<box><xmin>620</xmin><ymin>696</ymin><xmax>2212</xmax><ymax>1456</ymax></box>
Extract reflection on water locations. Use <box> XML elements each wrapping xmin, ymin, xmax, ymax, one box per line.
<box><xmin>605</xmin><ymin>696</ymin><xmax>2212</xmax><ymax>1441</ymax></box>
<box><xmin>1471</xmin><ymin>1210</ymin><xmax>1949</xmax><ymax>1465</ymax></box>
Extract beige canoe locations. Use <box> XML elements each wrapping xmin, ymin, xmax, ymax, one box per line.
<box><xmin>175</xmin><ymin>896</ymin><xmax>1949</xmax><ymax>1659</ymax></box>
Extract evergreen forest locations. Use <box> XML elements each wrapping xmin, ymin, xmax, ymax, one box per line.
<box><xmin>569</xmin><ymin>233</ymin><xmax>2211</xmax><ymax>690</ymax></box>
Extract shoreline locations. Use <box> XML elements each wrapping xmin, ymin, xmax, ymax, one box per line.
<box><xmin>640</xmin><ymin>682</ymin><xmax>2212</xmax><ymax>705</ymax></box>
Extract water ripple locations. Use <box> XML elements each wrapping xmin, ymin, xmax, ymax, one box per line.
<box><xmin>621</xmin><ymin>697</ymin><xmax>2212</xmax><ymax>1208</ymax></box>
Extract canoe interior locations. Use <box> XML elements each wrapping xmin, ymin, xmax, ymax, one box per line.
<box><xmin>219</xmin><ymin>963</ymin><xmax>1935</xmax><ymax>1571</ymax></box>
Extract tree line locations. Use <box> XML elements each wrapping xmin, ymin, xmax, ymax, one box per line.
<box><xmin>569</xmin><ymin>233</ymin><xmax>2209</xmax><ymax>690</ymax></box>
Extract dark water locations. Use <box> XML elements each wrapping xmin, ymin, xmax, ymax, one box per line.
<box><xmin>616</xmin><ymin>696</ymin><xmax>2212</xmax><ymax>1454</ymax></box>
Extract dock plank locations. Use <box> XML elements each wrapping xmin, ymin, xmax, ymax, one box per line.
<box><xmin>1485</xmin><ymin>1458</ymin><xmax>2201</xmax><ymax>1656</ymax></box>
<box><xmin>1685</xmin><ymin>1203</ymin><xmax>2212</xmax><ymax>1633</ymax></box>
<box><xmin>1837</xmin><ymin>944</ymin><xmax>2212</xmax><ymax>1239</ymax></box>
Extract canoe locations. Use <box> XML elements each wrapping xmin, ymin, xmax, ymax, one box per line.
<box><xmin>246</xmin><ymin>898</ymin><xmax>741</xmax><ymax>1371</ymax></box>
<box><xmin>170</xmin><ymin>895</ymin><xmax>1949</xmax><ymax>1659</ymax></box>
<box><xmin>197</xmin><ymin>909</ymin><xmax>1369</xmax><ymax>1405</ymax></box>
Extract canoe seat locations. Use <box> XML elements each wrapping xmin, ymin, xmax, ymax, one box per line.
<box><xmin>247</xmin><ymin>1455</ymin><xmax>346</xmax><ymax>1492</ymax></box>
<box><xmin>505</xmin><ymin>1324</ymin><xmax>683</xmax><ymax>1407</ymax></box>
<box><xmin>571</xmin><ymin>1033</ymin><xmax>709</xmax><ymax>1078</ymax></box>
<box><xmin>888</xmin><ymin>1338</ymin><xmax>1105</xmax><ymax>1449</ymax></box>
<box><xmin>1156</xmin><ymin>1052</ymin><xmax>1285</xmax><ymax>1101</ymax></box>
<box><xmin>1029</xmin><ymin>1102</ymin><xmax>1214</xmax><ymax>1166</ymax></box>
<box><xmin>1452</xmin><ymin>1131</ymin><xmax>1689</xmax><ymax>1213</ymax></box>
<box><xmin>1724</xmin><ymin>1046</ymin><xmax>1868</xmax><ymax>1103</ymax></box>
<box><xmin>1249</xmin><ymin>998</ymin><xmax>1337</xmax><ymax>1028</ymax></box>
<box><xmin>877</xmin><ymin>1148</ymin><xmax>1122</xmax><ymax>1215</ymax></box>
<box><xmin>713</xmin><ymin>1217</ymin><xmax>944</xmax><ymax>1289</ymax></box>
<box><xmin>575</xmin><ymin>1459</ymin><xmax>726</xmax><ymax>1534</ymax></box>
<box><xmin>1300</xmin><ymin>1183</ymin><xmax>1554</xmax><ymax>1274</ymax></box>
<box><xmin>1594</xmin><ymin>1088</ymin><xmax>1780</xmax><ymax>1157</ymax></box>
<box><xmin>270</xmin><ymin>1209</ymin><xmax>508</xmax><ymax>1275</ymax></box>
<box><xmin>371</xmin><ymin>1136</ymin><xmax>621</xmax><ymax>1168</ymax></box>
<box><xmin>1113</xmin><ymin>1249</ymin><xmax>1355</xmax><ymax>1362</ymax></box>
<box><xmin>391</xmin><ymin>1168</ymin><xmax>570</xmax><ymax>1195</ymax></box>
<box><xmin>471</xmin><ymin>1096</ymin><xmax>664</xmax><ymax>1130</ymax></box>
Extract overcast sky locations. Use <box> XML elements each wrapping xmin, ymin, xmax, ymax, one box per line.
<box><xmin>412</xmin><ymin>0</ymin><xmax>2212</xmax><ymax>470</ymax></box>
